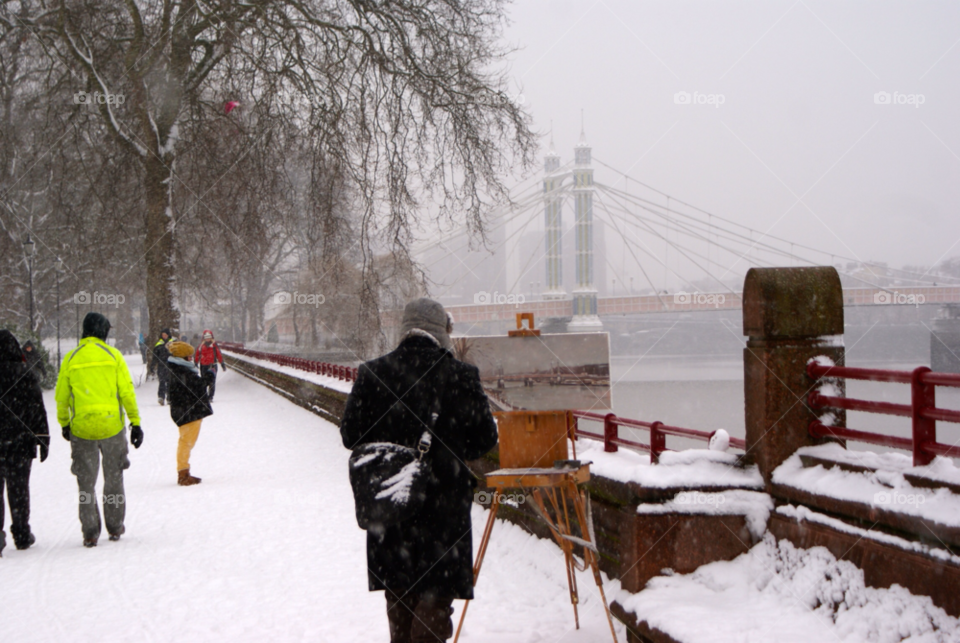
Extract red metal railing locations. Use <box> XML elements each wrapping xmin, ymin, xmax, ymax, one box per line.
<box><xmin>219</xmin><ymin>342</ymin><xmax>358</xmax><ymax>382</ymax></box>
<box><xmin>567</xmin><ymin>410</ymin><xmax>746</xmax><ymax>463</ymax></box>
<box><xmin>806</xmin><ymin>361</ymin><xmax>960</xmax><ymax>466</ymax></box>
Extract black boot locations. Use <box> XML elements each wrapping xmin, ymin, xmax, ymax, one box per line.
<box><xmin>14</xmin><ymin>531</ymin><xmax>35</xmax><ymax>550</ymax></box>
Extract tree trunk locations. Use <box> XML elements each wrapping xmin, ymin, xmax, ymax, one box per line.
<box><xmin>143</xmin><ymin>153</ymin><xmax>179</xmax><ymax>343</ymax></box>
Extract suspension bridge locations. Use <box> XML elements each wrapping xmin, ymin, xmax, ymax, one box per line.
<box><xmin>416</xmin><ymin>130</ymin><xmax>960</xmax><ymax>327</ymax></box>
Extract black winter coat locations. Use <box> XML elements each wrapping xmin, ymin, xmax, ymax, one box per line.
<box><xmin>340</xmin><ymin>334</ymin><xmax>498</xmax><ymax>599</ymax></box>
<box><xmin>0</xmin><ymin>332</ymin><xmax>49</xmax><ymax>463</ymax></box>
<box><xmin>166</xmin><ymin>359</ymin><xmax>212</xmax><ymax>427</ymax></box>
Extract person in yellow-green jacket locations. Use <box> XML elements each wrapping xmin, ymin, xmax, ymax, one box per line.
<box><xmin>55</xmin><ymin>312</ymin><xmax>143</xmax><ymax>548</ymax></box>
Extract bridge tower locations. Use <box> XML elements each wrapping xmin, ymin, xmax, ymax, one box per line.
<box><xmin>569</xmin><ymin>127</ymin><xmax>602</xmax><ymax>331</ymax></box>
<box><xmin>542</xmin><ymin>138</ymin><xmax>566</xmax><ymax>300</ymax></box>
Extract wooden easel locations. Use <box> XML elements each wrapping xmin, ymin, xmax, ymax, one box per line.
<box><xmin>452</xmin><ymin>464</ymin><xmax>619</xmax><ymax>643</ymax></box>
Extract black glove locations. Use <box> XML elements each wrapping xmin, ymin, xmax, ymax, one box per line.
<box><xmin>62</xmin><ymin>425</ymin><xmax>71</xmax><ymax>441</ymax></box>
<box><xmin>39</xmin><ymin>442</ymin><xmax>49</xmax><ymax>462</ymax></box>
<box><xmin>221</xmin><ymin>363</ymin><xmax>227</xmax><ymax>371</ymax></box>
<box><xmin>130</xmin><ymin>425</ymin><xmax>143</xmax><ymax>449</ymax></box>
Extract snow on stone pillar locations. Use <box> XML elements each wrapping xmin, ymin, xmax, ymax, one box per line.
<box><xmin>742</xmin><ymin>266</ymin><xmax>845</xmax><ymax>484</ymax></box>
<box><xmin>569</xmin><ymin>129</ymin><xmax>602</xmax><ymax>331</ymax></box>
<box><xmin>542</xmin><ymin>142</ymin><xmax>566</xmax><ymax>300</ymax></box>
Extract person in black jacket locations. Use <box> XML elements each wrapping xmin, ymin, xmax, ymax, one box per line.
<box><xmin>152</xmin><ymin>329</ymin><xmax>172</xmax><ymax>405</ymax></box>
<box><xmin>0</xmin><ymin>330</ymin><xmax>50</xmax><ymax>555</ymax></box>
<box><xmin>340</xmin><ymin>298</ymin><xmax>498</xmax><ymax>643</ymax></box>
<box><xmin>165</xmin><ymin>341</ymin><xmax>212</xmax><ymax>486</ymax></box>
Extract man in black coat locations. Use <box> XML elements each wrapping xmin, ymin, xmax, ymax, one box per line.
<box><xmin>0</xmin><ymin>330</ymin><xmax>50</xmax><ymax>555</ymax></box>
<box><xmin>340</xmin><ymin>298</ymin><xmax>498</xmax><ymax>643</ymax></box>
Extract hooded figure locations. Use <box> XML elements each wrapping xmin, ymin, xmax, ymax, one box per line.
<box><xmin>340</xmin><ymin>298</ymin><xmax>498</xmax><ymax>642</ymax></box>
<box><xmin>0</xmin><ymin>330</ymin><xmax>49</xmax><ymax>554</ymax></box>
<box><xmin>166</xmin><ymin>341</ymin><xmax>212</xmax><ymax>486</ymax></box>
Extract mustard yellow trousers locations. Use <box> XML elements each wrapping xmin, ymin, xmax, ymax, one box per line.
<box><xmin>177</xmin><ymin>420</ymin><xmax>202</xmax><ymax>471</ymax></box>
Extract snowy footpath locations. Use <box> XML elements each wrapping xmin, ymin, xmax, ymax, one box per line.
<box><xmin>0</xmin><ymin>357</ymin><xmax>623</xmax><ymax>642</ymax></box>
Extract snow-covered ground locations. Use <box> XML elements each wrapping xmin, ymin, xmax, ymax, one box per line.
<box><xmin>0</xmin><ymin>357</ymin><xmax>623</xmax><ymax>642</ymax></box>
<box><xmin>616</xmin><ymin>534</ymin><xmax>960</xmax><ymax>643</ymax></box>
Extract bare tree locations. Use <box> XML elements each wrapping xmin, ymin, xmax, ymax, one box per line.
<box><xmin>43</xmin><ymin>0</ymin><xmax>534</xmax><ymax>348</ymax></box>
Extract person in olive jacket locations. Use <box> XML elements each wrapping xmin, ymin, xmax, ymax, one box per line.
<box><xmin>165</xmin><ymin>341</ymin><xmax>212</xmax><ymax>486</ymax></box>
<box><xmin>0</xmin><ymin>330</ymin><xmax>49</xmax><ymax>555</ymax></box>
<box><xmin>340</xmin><ymin>298</ymin><xmax>498</xmax><ymax>643</ymax></box>
<box><xmin>56</xmin><ymin>313</ymin><xmax>142</xmax><ymax>547</ymax></box>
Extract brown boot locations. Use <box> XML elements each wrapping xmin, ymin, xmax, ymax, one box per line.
<box><xmin>178</xmin><ymin>469</ymin><xmax>202</xmax><ymax>486</ymax></box>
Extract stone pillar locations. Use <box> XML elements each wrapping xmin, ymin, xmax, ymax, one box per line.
<box><xmin>742</xmin><ymin>266</ymin><xmax>845</xmax><ymax>483</ymax></box>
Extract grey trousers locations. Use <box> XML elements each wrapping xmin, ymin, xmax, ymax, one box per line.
<box><xmin>70</xmin><ymin>429</ymin><xmax>130</xmax><ymax>541</ymax></box>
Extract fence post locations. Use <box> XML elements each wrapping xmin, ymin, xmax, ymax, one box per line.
<box><xmin>912</xmin><ymin>366</ymin><xmax>936</xmax><ymax>466</ymax></box>
<box><xmin>603</xmin><ymin>413</ymin><xmax>619</xmax><ymax>452</ymax></box>
<box><xmin>742</xmin><ymin>266</ymin><xmax>846</xmax><ymax>484</ymax></box>
<box><xmin>649</xmin><ymin>421</ymin><xmax>665</xmax><ymax>464</ymax></box>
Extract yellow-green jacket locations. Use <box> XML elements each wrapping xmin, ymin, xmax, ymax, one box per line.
<box><xmin>56</xmin><ymin>337</ymin><xmax>141</xmax><ymax>440</ymax></box>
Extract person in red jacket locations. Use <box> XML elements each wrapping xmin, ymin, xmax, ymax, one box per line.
<box><xmin>193</xmin><ymin>330</ymin><xmax>227</xmax><ymax>402</ymax></box>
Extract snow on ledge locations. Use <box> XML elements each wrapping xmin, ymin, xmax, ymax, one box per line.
<box><xmin>225</xmin><ymin>351</ymin><xmax>355</xmax><ymax>394</ymax></box>
<box><xmin>636</xmin><ymin>490</ymin><xmax>773</xmax><ymax>540</ymax></box>
<box><xmin>772</xmin><ymin>447</ymin><xmax>960</xmax><ymax>529</ymax></box>
<box><xmin>794</xmin><ymin>443</ymin><xmax>960</xmax><ymax>487</ymax></box>
<box><xmin>576</xmin><ymin>439</ymin><xmax>763</xmax><ymax>490</ymax></box>
<box><xmin>615</xmin><ymin>533</ymin><xmax>960</xmax><ymax>643</ymax></box>
<box><xmin>776</xmin><ymin>504</ymin><xmax>960</xmax><ymax>566</ymax></box>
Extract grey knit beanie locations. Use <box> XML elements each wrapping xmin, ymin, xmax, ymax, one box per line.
<box><xmin>399</xmin><ymin>298</ymin><xmax>452</xmax><ymax>350</ymax></box>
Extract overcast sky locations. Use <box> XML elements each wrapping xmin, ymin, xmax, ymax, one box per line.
<box><xmin>477</xmin><ymin>0</ymin><xmax>960</xmax><ymax>291</ymax></box>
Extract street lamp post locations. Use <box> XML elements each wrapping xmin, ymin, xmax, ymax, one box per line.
<box><xmin>56</xmin><ymin>258</ymin><xmax>63</xmax><ymax>368</ymax></box>
<box><xmin>23</xmin><ymin>234</ymin><xmax>35</xmax><ymax>331</ymax></box>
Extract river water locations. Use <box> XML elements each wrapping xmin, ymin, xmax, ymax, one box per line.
<box><xmin>604</xmin><ymin>354</ymin><xmax>960</xmax><ymax>464</ymax></box>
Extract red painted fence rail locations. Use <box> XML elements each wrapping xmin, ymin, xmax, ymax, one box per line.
<box><xmin>567</xmin><ymin>410</ymin><xmax>746</xmax><ymax>464</ymax></box>
<box><xmin>806</xmin><ymin>361</ymin><xmax>960</xmax><ymax>466</ymax></box>
<box><xmin>219</xmin><ymin>342</ymin><xmax>358</xmax><ymax>382</ymax></box>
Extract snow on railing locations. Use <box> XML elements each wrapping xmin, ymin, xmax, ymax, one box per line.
<box><xmin>568</xmin><ymin>410</ymin><xmax>746</xmax><ymax>464</ymax></box>
<box><xmin>806</xmin><ymin>360</ymin><xmax>960</xmax><ymax>466</ymax></box>
<box><xmin>219</xmin><ymin>342</ymin><xmax>358</xmax><ymax>382</ymax></box>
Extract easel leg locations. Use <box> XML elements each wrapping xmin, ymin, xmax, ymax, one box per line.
<box><xmin>534</xmin><ymin>487</ymin><xmax>581</xmax><ymax>629</ymax></box>
<box><xmin>453</xmin><ymin>495</ymin><xmax>500</xmax><ymax>643</ymax></box>
<box><xmin>559</xmin><ymin>485</ymin><xmax>581</xmax><ymax>629</ymax></box>
<box><xmin>572</xmin><ymin>489</ymin><xmax>619</xmax><ymax>643</ymax></box>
